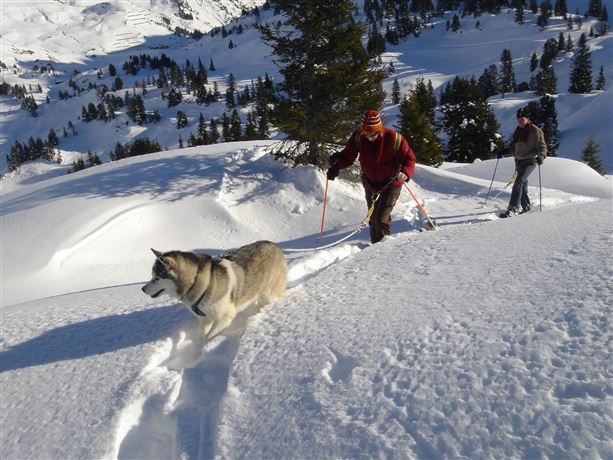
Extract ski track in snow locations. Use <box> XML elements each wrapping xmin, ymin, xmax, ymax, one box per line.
<box><xmin>110</xmin><ymin>162</ymin><xmax>370</xmax><ymax>458</ymax></box>
<box><xmin>107</xmin><ymin>190</ymin><xmax>602</xmax><ymax>459</ymax></box>
<box><xmin>110</xmin><ymin>242</ymin><xmax>365</xmax><ymax>459</ymax></box>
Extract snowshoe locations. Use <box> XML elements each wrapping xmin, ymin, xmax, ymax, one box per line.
<box><xmin>499</xmin><ymin>209</ymin><xmax>517</xmax><ymax>219</ymax></box>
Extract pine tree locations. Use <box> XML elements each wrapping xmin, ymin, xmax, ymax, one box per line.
<box><xmin>580</xmin><ymin>136</ymin><xmax>604</xmax><ymax>174</ymax></box>
<box><xmin>398</xmin><ymin>93</ymin><xmax>443</xmax><ymax>167</ymax></box>
<box><xmin>588</xmin><ymin>0</ymin><xmax>603</xmax><ymax>17</ymax></box>
<box><xmin>569</xmin><ymin>33</ymin><xmax>593</xmax><ymax>93</ymax></box>
<box><xmin>391</xmin><ymin>78</ymin><xmax>401</xmax><ymax>105</ymax></box>
<box><xmin>47</xmin><ymin>129</ymin><xmax>59</xmax><ymax>147</ymax></box>
<box><xmin>230</xmin><ymin>109</ymin><xmax>242</xmax><ymax>141</ymax></box>
<box><xmin>565</xmin><ymin>33</ymin><xmax>574</xmax><ymax>52</ymax></box>
<box><xmin>557</xmin><ymin>32</ymin><xmax>566</xmax><ymax>52</ymax></box>
<box><xmin>225</xmin><ymin>73</ymin><xmax>236</xmax><ymax>109</ymax></box>
<box><xmin>529</xmin><ymin>0</ymin><xmax>538</xmax><ymax>14</ymax></box>
<box><xmin>258</xmin><ymin>0</ymin><xmax>385</xmax><ymax>166</ymax></box>
<box><xmin>440</xmin><ymin>76</ymin><xmax>503</xmax><ymax>162</ymax></box>
<box><xmin>127</xmin><ymin>95</ymin><xmax>146</xmax><ymax>125</ymax></box>
<box><xmin>412</xmin><ymin>77</ymin><xmax>437</xmax><ymax>124</ymax></box>
<box><xmin>595</xmin><ymin>65</ymin><xmax>606</xmax><ymax>90</ymax></box>
<box><xmin>366</xmin><ymin>27</ymin><xmax>386</xmax><ymax>57</ymax></box>
<box><xmin>86</xmin><ymin>151</ymin><xmax>102</xmax><ymax>167</ymax></box>
<box><xmin>176</xmin><ymin>110</ymin><xmax>188</xmax><ymax>129</ymax></box>
<box><xmin>198</xmin><ymin>113</ymin><xmax>210</xmax><ymax>144</ymax></box>
<box><xmin>210</xmin><ymin>118</ymin><xmax>221</xmax><ymax>143</ymax></box>
<box><xmin>537</xmin><ymin>0</ymin><xmax>553</xmax><ymax>26</ymax></box>
<box><xmin>534</xmin><ymin>65</ymin><xmax>558</xmax><ymax>95</ymax></box>
<box><xmin>167</xmin><ymin>88</ymin><xmax>182</xmax><ymax>108</ymax></box>
<box><xmin>499</xmin><ymin>49</ymin><xmax>517</xmax><ymax>93</ymax></box>
<box><xmin>538</xmin><ymin>95</ymin><xmax>559</xmax><ymax>155</ymax></box>
<box><xmin>530</xmin><ymin>52</ymin><xmax>539</xmax><ymax>72</ymax></box>
<box><xmin>554</xmin><ymin>0</ymin><xmax>567</xmax><ymax>16</ymax></box>
<box><xmin>515</xmin><ymin>4</ymin><xmax>525</xmax><ymax>23</ymax></box>
<box><xmin>451</xmin><ymin>14</ymin><xmax>461</xmax><ymax>32</ymax></box>
<box><xmin>478</xmin><ymin>63</ymin><xmax>499</xmax><ymax>98</ymax></box>
<box><xmin>244</xmin><ymin>112</ymin><xmax>258</xmax><ymax>140</ymax></box>
<box><xmin>540</xmin><ymin>38</ymin><xmax>559</xmax><ymax>69</ymax></box>
<box><xmin>221</xmin><ymin>113</ymin><xmax>231</xmax><ymax>142</ymax></box>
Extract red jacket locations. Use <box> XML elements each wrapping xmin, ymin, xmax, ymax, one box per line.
<box><xmin>336</xmin><ymin>127</ymin><xmax>416</xmax><ymax>192</ymax></box>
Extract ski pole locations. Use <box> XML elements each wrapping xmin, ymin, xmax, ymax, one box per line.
<box><xmin>484</xmin><ymin>156</ymin><xmax>500</xmax><ymax>206</ymax></box>
<box><xmin>320</xmin><ymin>178</ymin><xmax>329</xmax><ymax>238</ymax></box>
<box><xmin>404</xmin><ymin>184</ymin><xmax>437</xmax><ymax>229</ymax></box>
<box><xmin>538</xmin><ymin>161</ymin><xmax>542</xmax><ymax>211</ymax></box>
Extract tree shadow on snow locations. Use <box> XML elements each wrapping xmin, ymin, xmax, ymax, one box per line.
<box><xmin>0</xmin><ymin>305</ymin><xmax>187</xmax><ymax>373</ymax></box>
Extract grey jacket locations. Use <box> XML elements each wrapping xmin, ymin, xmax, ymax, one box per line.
<box><xmin>513</xmin><ymin>124</ymin><xmax>547</xmax><ymax>161</ymax></box>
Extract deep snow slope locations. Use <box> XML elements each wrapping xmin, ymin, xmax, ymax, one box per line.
<box><xmin>216</xmin><ymin>199</ymin><xmax>613</xmax><ymax>459</ymax></box>
<box><xmin>1</xmin><ymin>140</ymin><xmax>611</xmax><ymax>459</ymax></box>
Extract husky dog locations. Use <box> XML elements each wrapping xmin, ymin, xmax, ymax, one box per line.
<box><xmin>142</xmin><ymin>241</ymin><xmax>287</xmax><ymax>338</ymax></box>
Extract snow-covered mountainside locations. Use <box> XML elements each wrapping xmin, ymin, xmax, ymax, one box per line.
<box><xmin>1</xmin><ymin>0</ymin><xmax>266</xmax><ymax>64</ymax></box>
<box><xmin>1</xmin><ymin>0</ymin><xmax>612</xmax><ymax>181</ymax></box>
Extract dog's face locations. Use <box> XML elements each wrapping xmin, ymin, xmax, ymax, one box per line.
<box><xmin>142</xmin><ymin>249</ymin><xmax>180</xmax><ymax>299</ymax></box>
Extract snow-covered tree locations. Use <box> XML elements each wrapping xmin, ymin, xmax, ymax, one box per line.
<box><xmin>398</xmin><ymin>83</ymin><xmax>443</xmax><ymax>167</ymax></box>
<box><xmin>258</xmin><ymin>0</ymin><xmax>385</xmax><ymax>166</ymax></box>
<box><xmin>440</xmin><ymin>76</ymin><xmax>503</xmax><ymax>162</ymax></box>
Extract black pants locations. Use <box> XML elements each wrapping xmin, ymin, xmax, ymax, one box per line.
<box><xmin>365</xmin><ymin>185</ymin><xmax>402</xmax><ymax>244</ymax></box>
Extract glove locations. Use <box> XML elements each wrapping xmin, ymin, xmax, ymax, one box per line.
<box><xmin>536</xmin><ymin>155</ymin><xmax>544</xmax><ymax>165</ymax></box>
<box><xmin>396</xmin><ymin>172</ymin><xmax>409</xmax><ymax>182</ymax></box>
<box><xmin>326</xmin><ymin>165</ymin><xmax>339</xmax><ymax>181</ymax></box>
<box><xmin>326</xmin><ymin>152</ymin><xmax>340</xmax><ymax>169</ymax></box>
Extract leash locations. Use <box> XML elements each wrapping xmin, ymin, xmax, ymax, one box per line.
<box><xmin>490</xmin><ymin>170</ymin><xmax>518</xmax><ymax>201</ymax></box>
<box><xmin>283</xmin><ymin>200</ymin><xmax>376</xmax><ymax>253</ymax></box>
<box><xmin>284</xmin><ymin>177</ymin><xmax>396</xmax><ymax>253</ymax></box>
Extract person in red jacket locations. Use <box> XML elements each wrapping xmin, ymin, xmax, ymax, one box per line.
<box><xmin>326</xmin><ymin>110</ymin><xmax>416</xmax><ymax>244</ymax></box>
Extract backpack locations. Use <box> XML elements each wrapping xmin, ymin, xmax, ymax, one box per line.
<box><xmin>354</xmin><ymin>129</ymin><xmax>404</xmax><ymax>155</ymax></box>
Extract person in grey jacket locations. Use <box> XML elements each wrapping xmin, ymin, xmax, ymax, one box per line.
<box><xmin>500</xmin><ymin>107</ymin><xmax>547</xmax><ymax>218</ymax></box>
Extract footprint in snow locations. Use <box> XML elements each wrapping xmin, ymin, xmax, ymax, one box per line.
<box><xmin>322</xmin><ymin>346</ymin><xmax>359</xmax><ymax>384</ymax></box>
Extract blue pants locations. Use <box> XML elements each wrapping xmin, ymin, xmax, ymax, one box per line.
<box><xmin>508</xmin><ymin>159</ymin><xmax>536</xmax><ymax>212</ymax></box>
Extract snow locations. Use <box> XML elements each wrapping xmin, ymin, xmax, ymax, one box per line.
<box><xmin>1</xmin><ymin>1</ymin><xmax>613</xmax><ymax>457</ymax></box>
<box><xmin>1</xmin><ymin>141</ymin><xmax>612</xmax><ymax>459</ymax></box>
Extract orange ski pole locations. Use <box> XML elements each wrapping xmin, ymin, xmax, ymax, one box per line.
<box><xmin>404</xmin><ymin>184</ymin><xmax>437</xmax><ymax>230</ymax></box>
<box><xmin>320</xmin><ymin>178</ymin><xmax>329</xmax><ymax>238</ymax></box>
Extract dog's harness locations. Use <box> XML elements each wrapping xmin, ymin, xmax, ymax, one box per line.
<box><xmin>186</xmin><ymin>262</ymin><xmax>216</xmax><ymax>317</ymax></box>
<box><xmin>190</xmin><ymin>295</ymin><xmax>207</xmax><ymax>317</ymax></box>
<box><xmin>185</xmin><ymin>255</ymin><xmax>237</xmax><ymax>317</ymax></box>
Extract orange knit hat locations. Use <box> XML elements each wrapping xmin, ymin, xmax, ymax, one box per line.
<box><xmin>361</xmin><ymin>110</ymin><xmax>384</xmax><ymax>133</ymax></box>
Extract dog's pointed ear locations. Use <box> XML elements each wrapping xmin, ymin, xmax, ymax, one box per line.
<box><xmin>151</xmin><ymin>248</ymin><xmax>167</xmax><ymax>264</ymax></box>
